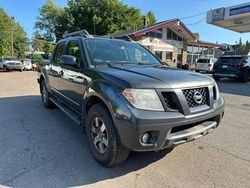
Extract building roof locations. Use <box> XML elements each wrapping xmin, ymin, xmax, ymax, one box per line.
<box><xmin>112</xmin><ymin>18</ymin><xmax>197</xmax><ymax>40</ymax></box>
<box><xmin>189</xmin><ymin>40</ymin><xmax>225</xmax><ymax>48</ymax></box>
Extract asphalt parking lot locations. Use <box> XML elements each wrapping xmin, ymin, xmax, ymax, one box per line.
<box><xmin>0</xmin><ymin>71</ymin><xmax>250</xmax><ymax>188</ymax></box>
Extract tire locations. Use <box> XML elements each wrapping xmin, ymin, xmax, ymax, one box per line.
<box><xmin>19</xmin><ymin>68</ymin><xmax>23</xmax><ymax>72</ymax></box>
<box><xmin>40</xmin><ymin>80</ymin><xmax>54</xmax><ymax>108</ymax></box>
<box><xmin>86</xmin><ymin>104</ymin><xmax>130</xmax><ymax>167</ymax></box>
<box><xmin>239</xmin><ymin>72</ymin><xmax>248</xmax><ymax>83</ymax></box>
<box><xmin>213</xmin><ymin>75</ymin><xmax>220</xmax><ymax>81</ymax></box>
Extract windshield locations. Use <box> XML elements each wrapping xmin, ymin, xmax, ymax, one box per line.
<box><xmin>218</xmin><ymin>57</ymin><xmax>246</xmax><ymax>64</ymax></box>
<box><xmin>3</xmin><ymin>57</ymin><xmax>17</xmax><ymax>61</ymax></box>
<box><xmin>86</xmin><ymin>39</ymin><xmax>161</xmax><ymax>66</ymax></box>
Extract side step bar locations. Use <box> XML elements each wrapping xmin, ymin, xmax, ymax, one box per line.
<box><xmin>49</xmin><ymin>97</ymin><xmax>81</xmax><ymax>126</ymax></box>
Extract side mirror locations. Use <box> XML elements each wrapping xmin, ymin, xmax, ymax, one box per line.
<box><xmin>61</xmin><ymin>55</ymin><xmax>77</xmax><ymax>66</ymax></box>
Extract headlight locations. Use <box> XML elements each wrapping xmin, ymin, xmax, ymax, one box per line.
<box><xmin>122</xmin><ymin>89</ymin><xmax>164</xmax><ymax>111</ymax></box>
<box><xmin>214</xmin><ymin>82</ymin><xmax>220</xmax><ymax>100</ymax></box>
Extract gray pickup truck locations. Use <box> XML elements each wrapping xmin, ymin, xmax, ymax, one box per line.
<box><xmin>38</xmin><ymin>30</ymin><xmax>225</xmax><ymax>166</ymax></box>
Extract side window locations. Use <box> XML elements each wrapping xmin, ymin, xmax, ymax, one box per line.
<box><xmin>66</xmin><ymin>41</ymin><xmax>82</xmax><ymax>67</ymax></box>
<box><xmin>55</xmin><ymin>42</ymin><xmax>66</xmax><ymax>64</ymax></box>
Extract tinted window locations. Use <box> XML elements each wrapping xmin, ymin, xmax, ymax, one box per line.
<box><xmin>55</xmin><ymin>42</ymin><xmax>66</xmax><ymax>64</ymax></box>
<box><xmin>218</xmin><ymin>57</ymin><xmax>245</xmax><ymax>64</ymax></box>
<box><xmin>86</xmin><ymin>39</ymin><xmax>161</xmax><ymax>66</ymax></box>
<box><xmin>197</xmin><ymin>59</ymin><xmax>210</xmax><ymax>63</ymax></box>
<box><xmin>66</xmin><ymin>41</ymin><xmax>82</xmax><ymax>67</ymax></box>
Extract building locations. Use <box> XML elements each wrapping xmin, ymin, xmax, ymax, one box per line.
<box><xmin>207</xmin><ymin>2</ymin><xmax>250</xmax><ymax>33</ymax></box>
<box><xmin>112</xmin><ymin>18</ymin><xmax>223</xmax><ymax>67</ymax></box>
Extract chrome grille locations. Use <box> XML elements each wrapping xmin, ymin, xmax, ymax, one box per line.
<box><xmin>182</xmin><ymin>87</ymin><xmax>209</xmax><ymax>108</ymax></box>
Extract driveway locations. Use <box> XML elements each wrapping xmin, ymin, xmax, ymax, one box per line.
<box><xmin>0</xmin><ymin>72</ymin><xmax>249</xmax><ymax>188</ymax></box>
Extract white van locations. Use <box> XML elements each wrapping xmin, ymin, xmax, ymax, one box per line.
<box><xmin>195</xmin><ymin>58</ymin><xmax>217</xmax><ymax>73</ymax></box>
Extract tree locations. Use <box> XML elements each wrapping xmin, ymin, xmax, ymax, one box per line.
<box><xmin>35</xmin><ymin>0</ymin><xmax>157</xmax><ymax>40</ymax></box>
<box><xmin>193</xmin><ymin>32</ymin><xmax>200</xmax><ymax>39</ymax></box>
<box><xmin>31</xmin><ymin>32</ymin><xmax>44</xmax><ymax>52</ymax></box>
<box><xmin>146</xmin><ymin>11</ymin><xmax>156</xmax><ymax>26</ymax></box>
<box><xmin>34</xmin><ymin>0</ymin><xmax>66</xmax><ymax>41</ymax></box>
<box><xmin>0</xmin><ymin>8</ymin><xmax>28</xmax><ymax>58</ymax></box>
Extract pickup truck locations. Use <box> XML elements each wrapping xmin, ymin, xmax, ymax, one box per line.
<box><xmin>38</xmin><ymin>30</ymin><xmax>225</xmax><ymax>166</ymax></box>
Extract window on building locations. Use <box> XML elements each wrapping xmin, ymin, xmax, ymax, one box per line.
<box><xmin>193</xmin><ymin>46</ymin><xmax>199</xmax><ymax>54</ymax></box>
<box><xmin>198</xmin><ymin>46</ymin><xmax>203</xmax><ymax>55</ymax></box>
<box><xmin>147</xmin><ymin>29</ymin><xmax>162</xmax><ymax>39</ymax></box>
<box><xmin>166</xmin><ymin>51</ymin><xmax>173</xmax><ymax>61</ymax></box>
<box><xmin>202</xmin><ymin>47</ymin><xmax>208</xmax><ymax>56</ymax></box>
<box><xmin>208</xmin><ymin>47</ymin><xmax>214</xmax><ymax>55</ymax></box>
<box><xmin>155</xmin><ymin>51</ymin><xmax>163</xmax><ymax>60</ymax></box>
<box><xmin>177</xmin><ymin>36</ymin><xmax>183</xmax><ymax>41</ymax></box>
<box><xmin>173</xmin><ymin>32</ymin><xmax>178</xmax><ymax>40</ymax></box>
<box><xmin>187</xmin><ymin>45</ymin><xmax>193</xmax><ymax>54</ymax></box>
<box><xmin>167</xmin><ymin>29</ymin><xmax>172</xmax><ymax>39</ymax></box>
<box><xmin>167</xmin><ymin>28</ymin><xmax>182</xmax><ymax>41</ymax></box>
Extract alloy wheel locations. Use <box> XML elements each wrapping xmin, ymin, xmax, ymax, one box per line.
<box><xmin>91</xmin><ymin>117</ymin><xmax>109</xmax><ymax>154</ymax></box>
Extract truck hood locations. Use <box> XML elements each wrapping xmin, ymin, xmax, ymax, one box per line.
<box><xmin>96</xmin><ymin>65</ymin><xmax>215</xmax><ymax>89</ymax></box>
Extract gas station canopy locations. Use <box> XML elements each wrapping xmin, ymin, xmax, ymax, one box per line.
<box><xmin>207</xmin><ymin>2</ymin><xmax>250</xmax><ymax>33</ymax></box>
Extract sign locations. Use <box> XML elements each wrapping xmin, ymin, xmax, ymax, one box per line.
<box><xmin>154</xmin><ymin>46</ymin><xmax>173</xmax><ymax>52</ymax></box>
<box><xmin>212</xmin><ymin>8</ymin><xmax>225</xmax><ymax>22</ymax></box>
<box><xmin>229</xmin><ymin>5</ymin><xmax>250</xmax><ymax>16</ymax></box>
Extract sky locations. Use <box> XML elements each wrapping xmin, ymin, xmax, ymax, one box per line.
<box><xmin>0</xmin><ymin>0</ymin><xmax>249</xmax><ymax>44</ymax></box>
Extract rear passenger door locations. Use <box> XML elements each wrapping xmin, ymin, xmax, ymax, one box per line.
<box><xmin>59</xmin><ymin>40</ymin><xmax>87</xmax><ymax>111</ymax></box>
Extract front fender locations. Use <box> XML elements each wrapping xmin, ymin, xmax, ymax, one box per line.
<box><xmin>39</xmin><ymin>67</ymin><xmax>52</xmax><ymax>94</ymax></box>
<box><xmin>82</xmin><ymin>81</ymin><xmax>134</xmax><ymax>137</ymax></box>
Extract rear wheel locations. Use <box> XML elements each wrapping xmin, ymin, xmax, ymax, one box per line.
<box><xmin>86</xmin><ymin>104</ymin><xmax>129</xmax><ymax>167</ymax></box>
<box><xmin>40</xmin><ymin>80</ymin><xmax>54</xmax><ymax>108</ymax></box>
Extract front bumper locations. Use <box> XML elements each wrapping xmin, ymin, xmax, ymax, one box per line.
<box><xmin>5</xmin><ymin>64</ymin><xmax>23</xmax><ymax>70</ymax></box>
<box><xmin>114</xmin><ymin>96</ymin><xmax>225</xmax><ymax>151</ymax></box>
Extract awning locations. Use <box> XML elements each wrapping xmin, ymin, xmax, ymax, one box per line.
<box><xmin>207</xmin><ymin>2</ymin><xmax>250</xmax><ymax>33</ymax></box>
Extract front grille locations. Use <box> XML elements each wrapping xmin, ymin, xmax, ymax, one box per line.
<box><xmin>182</xmin><ymin>87</ymin><xmax>209</xmax><ymax>108</ymax></box>
<box><xmin>161</xmin><ymin>92</ymin><xmax>178</xmax><ymax>110</ymax></box>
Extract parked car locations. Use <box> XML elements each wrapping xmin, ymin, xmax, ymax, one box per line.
<box><xmin>195</xmin><ymin>58</ymin><xmax>217</xmax><ymax>73</ymax></box>
<box><xmin>22</xmin><ymin>59</ymin><xmax>33</xmax><ymax>71</ymax></box>
<box><xmin>0</xmin><ymin>58</ymin><xmax>5</xmax><ymax>72</ymax></box>
<box><xmin>38</xmin><ymin>30</ymin><xmax>225</xmax><ymax>166</ymax></box>
<box><xmin>0</xmin><ymin>57</ymin><xmax>23</xmax><ymax>72</ymax></box>
<box><xmin>213</xmin><ymin>52</ymin><xmax>250</xmax><ymax>82</ymax></box>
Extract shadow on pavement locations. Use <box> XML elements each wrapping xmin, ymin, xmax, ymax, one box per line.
<box><xmin>0</xmin><ymin>96</ymin><xmax>172</xmax><ymax>187</ymax></box>
<box><xmin>216</xmin><ymin>79</ymin><xmax>250</xmax><ymax>97</ymax></box>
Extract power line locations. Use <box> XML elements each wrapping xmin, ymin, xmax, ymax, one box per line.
<box><xmin>185</xmin><ymin>17</ymin><xmax>206</xmax><ymax>25</ymax></box>
<box><xmin>179</xmin><ymin>11</ymin><xmax>207</xmax><ymax>20</ymax></box>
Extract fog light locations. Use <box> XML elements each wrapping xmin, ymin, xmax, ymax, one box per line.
<box><xmin>141</xmin><ymin>133</ymin><xmax>150</xmax><ymax>143</ymax></box>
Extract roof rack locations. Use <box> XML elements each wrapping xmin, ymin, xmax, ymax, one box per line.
<box><xmin>102</xmin><ymin>35</ymin><xmax>133</xmax><ymax>42</ymax></box>
<box><xmin>62</xmin><ymin>29</ymin><xmax>92</xmax><ymax>38</ymax></box>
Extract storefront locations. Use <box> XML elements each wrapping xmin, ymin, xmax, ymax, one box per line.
<box><xmin>113</xmin><ymin>19</ymin><xmax>223</xmax><ymax>67</ymax></box>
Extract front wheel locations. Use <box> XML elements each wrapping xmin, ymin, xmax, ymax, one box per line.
<box><xmin>40</xmin><ymin>80</ymin><xmax>54</xmax><ymax>108</ymax></box>
<box><xmin>86</xmin><ymin>104</ymin><xmax>129</xmax><ymax>167</ymax></box>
